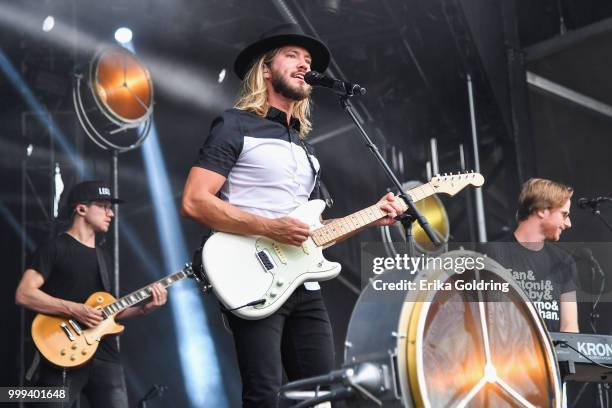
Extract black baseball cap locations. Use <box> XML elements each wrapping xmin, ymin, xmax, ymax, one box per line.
<box><xmin>66</xmin><ymin>180</ymin><xmax>124</xmax><ymax>211</ymax></box>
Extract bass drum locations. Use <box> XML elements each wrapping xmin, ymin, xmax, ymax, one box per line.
<box><xmin>344</xmin><ymin>250</ymin><xmax>561</xmax><ymax>408</ymax></box>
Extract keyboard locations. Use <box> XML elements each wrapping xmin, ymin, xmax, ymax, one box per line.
<box><xmin>550</xmin><ymin>332</ymin><xmax>612</xmax><ymax>383</ymax></box>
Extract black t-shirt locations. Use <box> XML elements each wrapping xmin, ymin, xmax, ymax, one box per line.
<box><xmin>27</xmin><ymin>233</ymin><xmax>119</xmax><ymax>362</ymax></box>
<box><xmin>487</xmin><ymin>234</ymin><xmax>577</xmax><ymax>332</ymax></box>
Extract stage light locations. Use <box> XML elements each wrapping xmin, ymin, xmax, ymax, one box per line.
<box><xmin>321</xmin><ymin>0</ymin><xmax>341</xmax><ymax>13</ymax></box>
<box><xmin>0</xmin><ymin>4</ymin><xmax>232</xmax><ymax>112</ymax></box>
<box><xmin>218</xmin><ymin>68</ymin><xmax>226</xmax><ymax>84</ymax></box>
<box><xmin>114</xmin><ymin>27</ymin><xmax>133</xmax><ymax>44</ymax></box>
<box><xmin>73</xmin><ymin>46</ymin><xmax>153</xmax><ymax>151</ymax></box>
<box><xmin>53</xmin><ymin>163</ymin><xmax>64</xmax><ymax>218</ymax></box>
<box><xmin>42</xmin><ymin>15</ymin><xmax>54</xmax><ymax>32</ymax></box>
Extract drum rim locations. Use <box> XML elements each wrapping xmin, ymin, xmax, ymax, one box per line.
<box><xmin>395</xmin><ymin>250</ymin><xmax>562</xmax><ymax>408</ymax></box>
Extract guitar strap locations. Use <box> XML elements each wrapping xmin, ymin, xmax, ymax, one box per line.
<box><xmin>299</xmin><ymin>139</ymin><xmax>333</xmax><ymax>208</ymax></box>
<box><xmin>96</xmin><ymin>245</ymin><xmax>121</xmax><ymax>350</ymax></box>
<box><xmin>96</xmin><ymin>246</ymin><xmax>112</xmax><ymax>293</ymax></box>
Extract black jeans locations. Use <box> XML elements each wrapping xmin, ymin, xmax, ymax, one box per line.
<box><xmin>30</xmin><ymin>358</ymin><xmax>128</xmax><ymax>408</ymax></box>
<box><xmin>226</xmin><ymin>286</ymin><xmax>335</xmax><ymax>408</ymax></box>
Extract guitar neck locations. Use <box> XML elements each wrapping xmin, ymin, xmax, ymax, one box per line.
<box><xmin>311</xmin><ymin>183</ymin><xmax>438</xmax><ymax>247</ymax></box>
<box><xmin>102</xmin><ymin>269</ymin><xmax>190</xmax><ymax>317</ymax></box>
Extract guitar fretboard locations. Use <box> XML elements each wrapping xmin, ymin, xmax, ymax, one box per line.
<box><xmin>102</xmin><ymin>269</ymin><xmax>190</xmax><ymax>316</ymax></box>
<box><xmin>311</xmin><ymin>183</ymin><xmax>438</xmax><ymax>247</ymax></box>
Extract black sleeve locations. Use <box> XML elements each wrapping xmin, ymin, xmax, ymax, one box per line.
<box><xmin>26</xmin><ymin>239</ymin><xmax>57</xmax><ymax>280</ymax></box>
<box><xmin>194</xmin><ymin>110</ymin><xmax>244</xmax><ymax>177</ymax></box>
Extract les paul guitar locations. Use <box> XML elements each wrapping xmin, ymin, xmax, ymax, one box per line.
<box><xmin>202</xmin><ymin>172</ymin><xmax>485</xmax><ymax>320</ymax></box>
<box><xmin>31</xmin><ymin>264</ymin><xmax>194</xmax><ymax>368</ymax></box>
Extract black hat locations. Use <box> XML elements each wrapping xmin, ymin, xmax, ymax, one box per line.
<box><xmin>234</xmin><ymin>23</ymin><xmax>330</xmax><ymax>80</ymax></box>
<box><xmin>66</xmin><ymin>180</ymin><xmax>124</xmax><ymax>210</ymax></box>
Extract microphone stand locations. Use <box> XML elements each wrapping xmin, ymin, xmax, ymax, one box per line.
<box><xmin>574</xmin><ymin>199</ymin><xmax>611</xmax><ymax>408</ymax></box>
<box><xmin>337</xmin><ymin>94</ymin><xmax>441</xmax><ymax>249</ymax></box>
<box><xmin>589</xmin><ymin>252</ymin><xmax>608</xmax><ymax>408</ymax></box>
<box><xmin>584</xmin><ymin>201</ymin><xmax>612</xmax><ymax>233</ymax></box>
<box><xmin>593</xmin><ymin>210</ymin><xmax>612</xmax><ymax>233</ymax></box>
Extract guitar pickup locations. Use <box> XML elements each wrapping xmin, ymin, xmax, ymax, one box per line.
<box><xmin>68</xmin><ymin>320</ymin><xmax>82</xmax><ymax>335</ymax></box>
<box><xmin>271</xmin><ymin>242</ymin><xmax>287</xmax><ymax>264</ymax></box>
<box><xmin>256</xmin><ymin>249</ymin><xmax>275</xmax><ymax>271</ymax></box>
<box><xmin>60</xmin><ymin>322</ymin><xmax>75</xmax><ymax>341</ymax></box>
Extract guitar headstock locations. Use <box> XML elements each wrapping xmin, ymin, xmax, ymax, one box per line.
<box><xmin>429</xmin><ymin>171</ymin><xmax>485</xmax><ymax>196</ymax></box>
<box><xmin>184</xmin><ymin>261</ymin><xmax>213</xmax><ymax>294</ymax></box>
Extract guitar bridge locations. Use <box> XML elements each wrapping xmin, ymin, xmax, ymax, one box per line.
<box><xmin>256</xmin><ymin>249</ymin><xmax>275</xmax><ymax>271</ymax></box>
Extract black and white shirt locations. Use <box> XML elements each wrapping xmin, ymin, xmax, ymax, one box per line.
<box><xmin>196</xmin><ymin>107</ymin><xmax>321</xmax><ymax>290</ymax></box>
<box><xmin>196</xmin><ymin>108</ymin><xmax>320</xmax><ymax>218</ymax></box>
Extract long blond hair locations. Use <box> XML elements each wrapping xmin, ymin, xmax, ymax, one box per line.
<box><xmin>234</xmin><ymin>49</ymin><xmax>312</xmax><ymax>139</ymax></box>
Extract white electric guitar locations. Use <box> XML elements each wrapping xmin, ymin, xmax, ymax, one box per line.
<box><xmin>202</xmin><ymin>172</ymin><xmax>485</xmax><ymax>319</ymax></box>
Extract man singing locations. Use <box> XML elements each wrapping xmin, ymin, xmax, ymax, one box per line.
<box><xmin>181</xmin><ymin>23</ymin><xmax>406</xmax><ymax>407</ymax></box>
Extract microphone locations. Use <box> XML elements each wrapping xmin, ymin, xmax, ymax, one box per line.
<box><xmin>304</xmin><ymin>71</ymin><xmax>366</xmax><ymax>96</ymax></box>
<box><xmin>578</xmin><ymin>197</ymin><xmax>612</xmax><ymax>210</ymax></box>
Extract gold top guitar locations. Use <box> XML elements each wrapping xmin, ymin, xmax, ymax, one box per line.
<box><xmin>31</xmin><ymin>264</ymin><xmax>193</xmax><ymax>368</ymax></box>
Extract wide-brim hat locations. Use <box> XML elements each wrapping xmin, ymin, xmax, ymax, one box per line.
<box><xmin>234</xmin><ymin>23</ymin><xmax>330</xmax><ymax>80</ymax></box>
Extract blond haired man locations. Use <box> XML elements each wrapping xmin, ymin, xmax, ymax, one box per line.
<box><xmin>493</xmin><ymin>178</ymin><xmax>578</xmax><ymax>333</ymax></box>
<box><xmin>182</xmin><ymin>23</ymin><xmax>406</xmax><ymax>407</ymax></box>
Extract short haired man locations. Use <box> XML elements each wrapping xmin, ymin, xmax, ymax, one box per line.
<box><xmin>492</xmin><ymin>178</ymin><xmax>578</xmax><ymax>333</ymax></box>
<box><xmin>16</xmin><ymin>181</ymin><xmax>168</xmax><ymax>407</ymax></box>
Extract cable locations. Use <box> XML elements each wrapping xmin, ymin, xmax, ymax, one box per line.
<box><xmin>281</xmin><ymin>369</ymin><xmax>350</xmax><ymax>392</ymax></box>
<box><xmin>291</xmin><ymin>387</ymin><xmax>355</xmax><ymax>408</ymax></box>
<box><xmin>225</xmin><ymin>299</ymin><xmax>266</xmax><ymax>311</ymax></box>
<box><xmin>554</xmin><ymin>340</ymin><xmax>612</xmax><ymax>370</ymax></box>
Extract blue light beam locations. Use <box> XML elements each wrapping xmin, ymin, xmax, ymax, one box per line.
<box><xmin>0</xmin><ymin>49</ymin><xmax>88</xmax><ymax>177</ymax></box>
<box><xmin>141</xmin><ymin>123</ymin><xmax>228</xmax><ymax>408</ymax></box>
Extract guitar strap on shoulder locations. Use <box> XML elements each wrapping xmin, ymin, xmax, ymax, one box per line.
<box><xmin>299</xmin><ymin>139</ymin><xmax>333</xmax><ymax>208</ymax></box>
<box><xmin>96</xmin><ymin>245</ymin><xmax>121</xmax><ymax>350</ymax></box>
<box><xmin>96</xmin><ymin>246</ymin><xmax>112</xmax><ymax>293</ymax></box>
